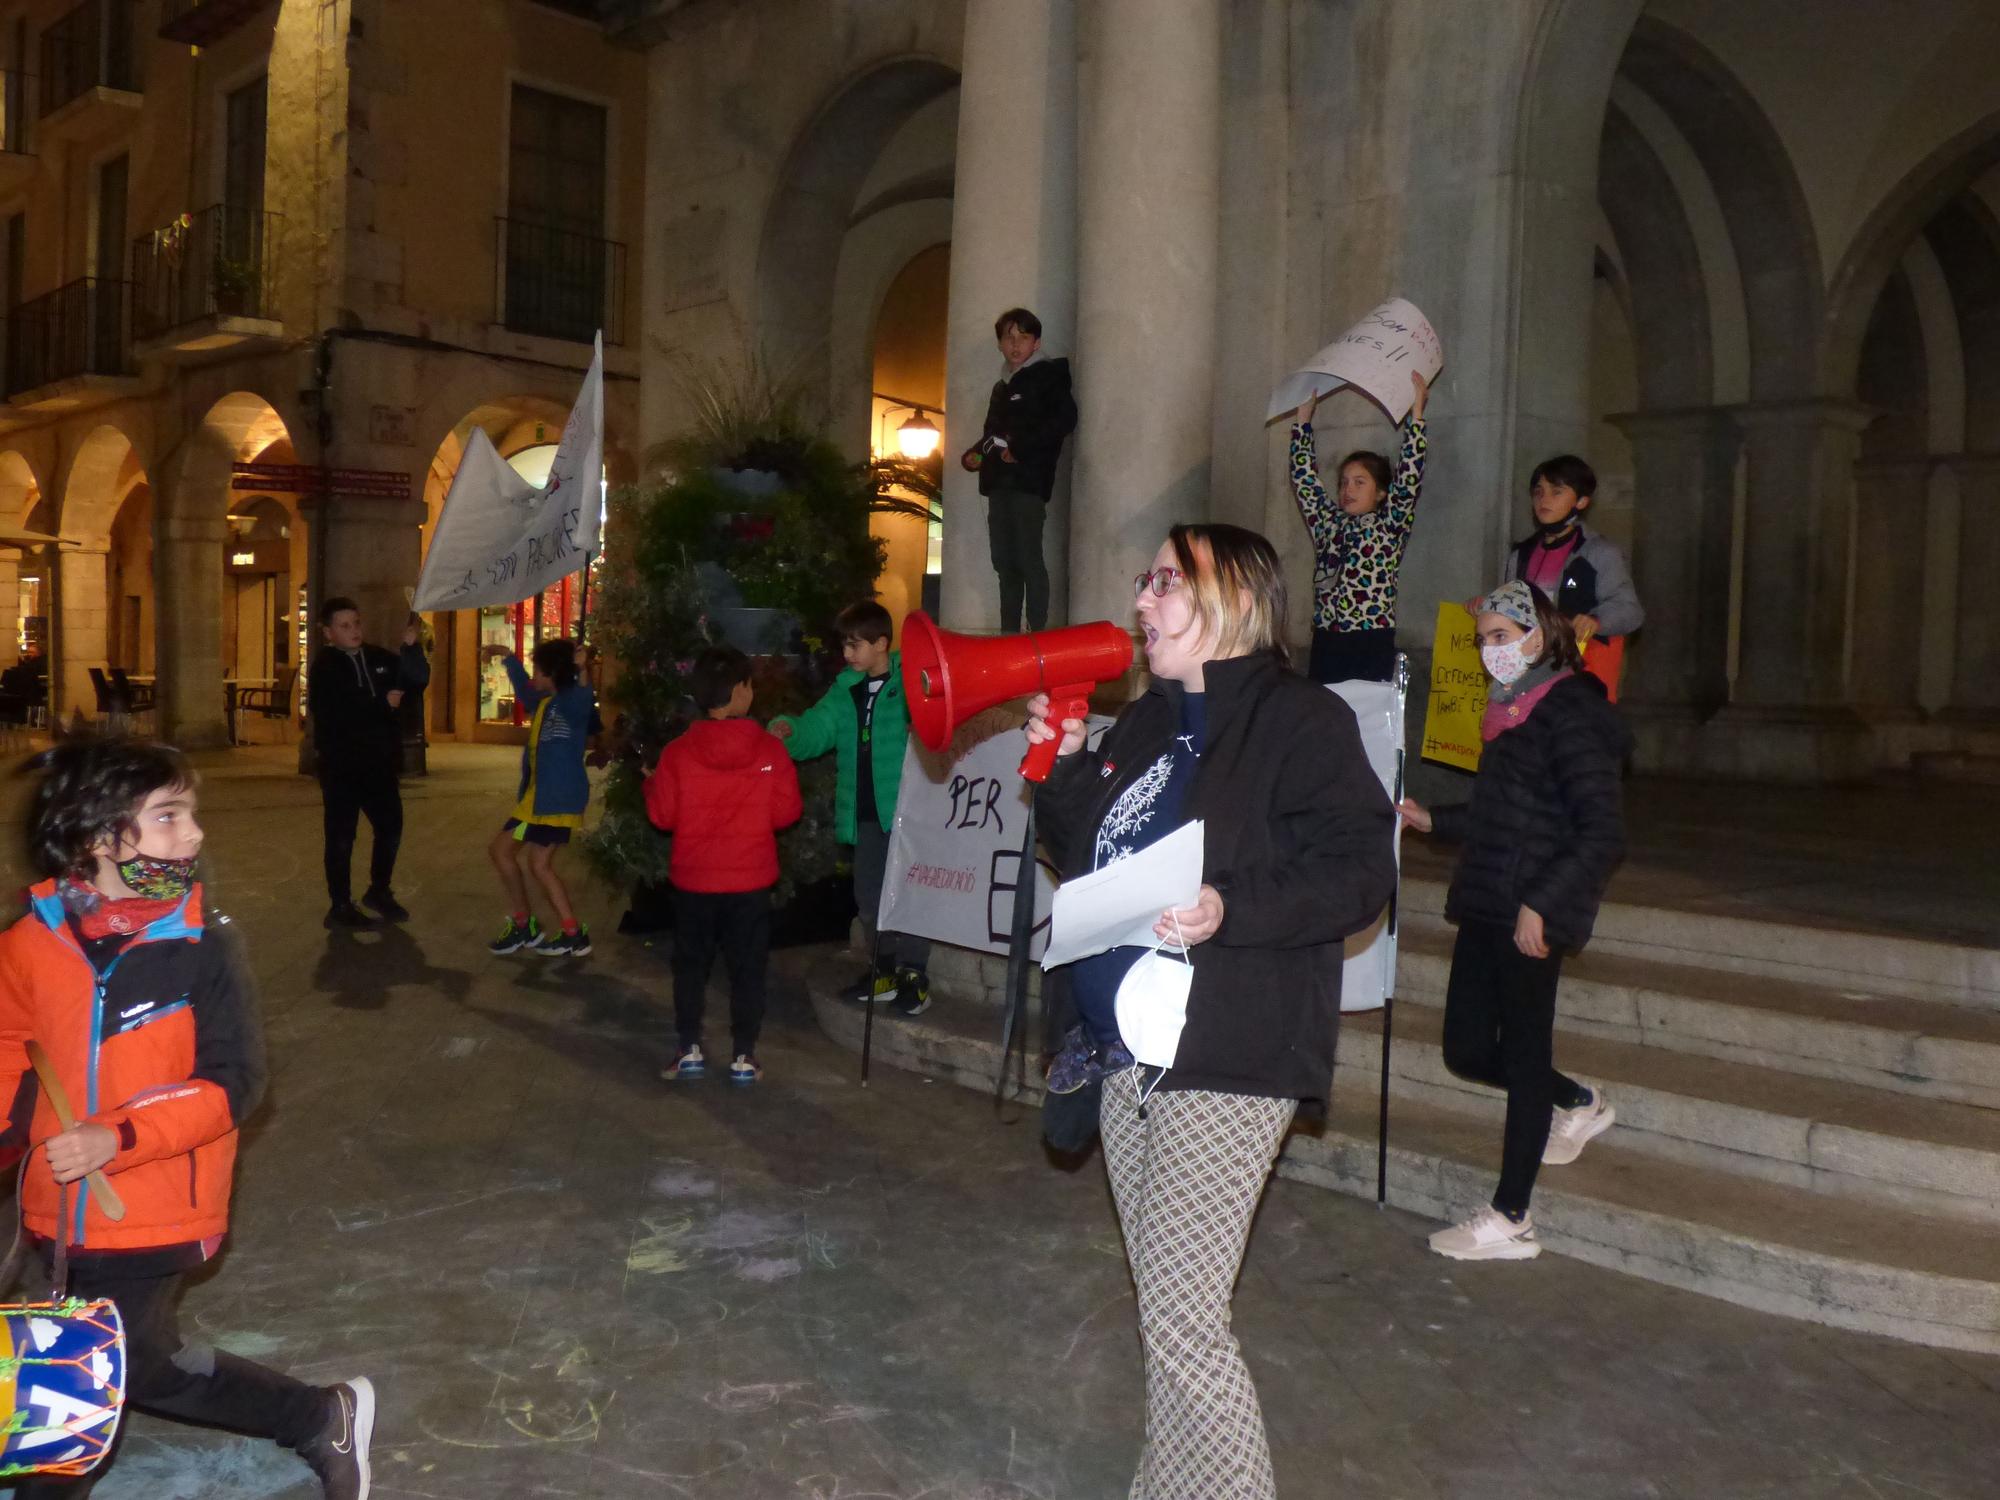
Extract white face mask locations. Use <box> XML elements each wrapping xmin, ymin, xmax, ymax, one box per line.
<box><xmin>1481</xmin><ymin>629</ymin><xmax>1540</xmax><ymax>687</ymax></box>
<box><xmin>1115</xmin><ymin>916</ymin><xmax>1194</xmax><ymax>1070</ymax></box>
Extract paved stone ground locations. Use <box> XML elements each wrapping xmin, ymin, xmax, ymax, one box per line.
<box><xmin>0</xmin><ymin>746</ymin><xmax>1993</xmax><ymax>1499</ymax></box>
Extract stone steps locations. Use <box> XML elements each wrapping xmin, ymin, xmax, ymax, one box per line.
<box><xmin>1391</xmin><ymin>926</ymin><xmax>2000</xmax><ymax>1110</ymax></box>
<box><xmin>809</xmin><ymin>984</ymin><xmax>2000</xmax><ymax>1354</ymax></box>
<box><xmin>1337</xmin><ymin>1000</ymin><xmax>2000</xmax><ymax>1226</ymax></box>
<box><xmin>1400</xmin><ymin>876</ymin><xmax>2000</xmax><ymax>1009</ymax></box>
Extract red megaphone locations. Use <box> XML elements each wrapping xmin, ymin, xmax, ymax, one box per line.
<box><xmin>901</xmin><ymin>611</ymin><xmax>1133</xmax><ymax>783</ymax></box>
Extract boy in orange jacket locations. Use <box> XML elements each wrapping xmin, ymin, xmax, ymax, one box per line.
<box><xmin>0</xmin><ymin>737</ymin><xmax>375</xmax><ymax>1499</ymax></box>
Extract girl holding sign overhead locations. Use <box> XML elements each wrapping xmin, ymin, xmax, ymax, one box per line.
<box><xmin>1290</xmin><ymin>368</ymin><xmax>1430</xmax><ymax>683</ymax></box>
<box><xmin>1027</xmin><ymin>523</ymin><xmax>1395</xmax><ymax>1500</ymax></box>
<box><xmin>1398</xmin><ymin>580</ymin><xmax>1629</xmax><ymax>1261</ymax></box>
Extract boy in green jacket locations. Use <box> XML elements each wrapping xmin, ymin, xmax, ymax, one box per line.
<box><xmin>772</xmin><ymin>601</ymin><xmax>932</xmax><ymax>1015</ymax></box>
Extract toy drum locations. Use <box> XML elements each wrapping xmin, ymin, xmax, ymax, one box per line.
<box><xmin>0</xmin><ymin>1299</ymin><xmax>127</xmax><ymax>1480</ymax></box>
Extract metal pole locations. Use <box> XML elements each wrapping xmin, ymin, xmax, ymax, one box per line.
<box><xmin>995</xmin><ymin>799</ymin><xmax>1038</xmax><ymax>1109</ymax></box>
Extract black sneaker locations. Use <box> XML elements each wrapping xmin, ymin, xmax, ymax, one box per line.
<box><xmin>538</xmin><ymin>925</ymin><xmax>592</xmax><ymax>958</ymax></box>
<box><xmin>324</xmin><ymin>902</ymin><xmax>374</xmax><ymax>930</ymax></box>
<box><xmin>298</xmin><ymin>1377</ymin><xmax>375</xmax><ymax>1499</ymax></box>
<box><xmin>840</xmin><ymin>965</ymin><xmax>897</xmax><ymax>1005</ymax></box>
<box><xmin>360</xmin><ymin>887</ymin><xmax>409</xmax><ymax>922</ymax></box>
<box><xmin>488</xmin><ymin>917</ymin><xmax>540</xmax><ymax>955</ymax></box>
<box><xmin>893</xmin><ymin>967</ymin><xmax>931</xmax><ymax>1017</ymax></box>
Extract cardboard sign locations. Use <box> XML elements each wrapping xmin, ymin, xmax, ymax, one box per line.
<box><xmin>877</xmin><ymin>709</ymin><xmax>1112</xmax><ymax>959</ymax></box>
<box><xmin>1267</xmin><ymin>298</ymin><xmax>1445</xmax><ymax>424</ymax></box>
<box><xmin>1328</xmin><ymin>672</ymin><xmax>1404</xmax><ymax>1013</ymax></box>
<box><xmin>413</xmin><ymin>335</ymin><xmax>603</xmax><ymax>612</ymax></box>
<box><xmin>1420</xmin><ymin>601</ymin><xmax>1486</xmax><ymax>772</ymax></box>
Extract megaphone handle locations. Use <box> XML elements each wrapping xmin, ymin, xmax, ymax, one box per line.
<box><xmin>1020</xmin><ymin>685</ymin><xmax>1094</xmax><ymax>783</ymax></box>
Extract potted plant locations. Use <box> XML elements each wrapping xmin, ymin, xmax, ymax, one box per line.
<box><xmin>210</xmin><ymin>257</ymin><xmax>258</xmax><ymax>317</ymax></box>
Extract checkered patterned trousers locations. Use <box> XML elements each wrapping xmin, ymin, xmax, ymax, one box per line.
<box><xmin>1100</xmin><ymin>1066</ymin><xmax>1297</xmax><ymax>1499</ymax></box>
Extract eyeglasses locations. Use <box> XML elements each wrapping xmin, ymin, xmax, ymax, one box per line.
<box><xmin>1133</xmin><ymin>566</ymin><xmax>1185</xmax><ymax>599</ymax></box>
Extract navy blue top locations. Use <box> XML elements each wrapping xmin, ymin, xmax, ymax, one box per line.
<box><xmin>1067</xmin><ymin>692</ymin><xmax>1207</xmax><ymax>1046</ymax></box>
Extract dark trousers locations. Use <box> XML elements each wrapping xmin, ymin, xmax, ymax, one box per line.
<box><xmin>1308</xmin><ymin>625</ymin><xmax>1398</xmax><ymax>684</ymax></box>
<box><xmin>12</xmin><ymin>1266</ymin><xmax>326</xmax><ymax>1496</ymax></box>
<box><xmin>851</xmin><ymin>818</ymin><xmax>930</xmax><ymax>973</ymax></box>
<box><xmin>1440</xmin><ymin>919</ymin><xmax>1590</xmax><ymax>1218</ymax></box>
<box><xmin>671</xmin><ymin>887</ymin><xmax>772</xmax><ymax>1055</ymax></box>
<box><xmin>986</xmin><ymin>486</ymin><xmax>1049</xmax><ymax>633</ymax></box>
<box><xmin>319</xmin><ymin>764</ymin><xmax>403</xmax><ymax>905</ymax></box>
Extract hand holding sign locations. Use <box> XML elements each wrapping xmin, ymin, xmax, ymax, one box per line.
<box><xmin>1268</xmin><ymin>298</ymin><xmax>1445</xmax><ymax>425</ymax></box>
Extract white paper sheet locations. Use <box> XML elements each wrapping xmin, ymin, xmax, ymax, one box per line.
<box><xmin>1041</xmin><ymin>820</ymin><xmax>1205</xmax><ymax>971</ymax></box>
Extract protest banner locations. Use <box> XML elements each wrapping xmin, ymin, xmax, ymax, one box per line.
<box><xmin>1420</xmin><ymin>600</ymin><xmax>1485</xmax><ymax>771</ymax></box>
<box><xmin>877</xmin><ymin>707</ymin><xmax>1112</xmax><ymax>960</ymax></box>
<box><xmin>1266</xmin><ymin>297</ymin><xmax>1445</xmax><ymax>424</ymax></box>
<box><xmin>1329</xmin><ymin>671</ymin><xmax>1405</xmax><ymax>1012</ymax></box>
<box><xmin>413</xmin><ymin>334</ymin><xmax>603</xmax><ymax>612</ymax></box>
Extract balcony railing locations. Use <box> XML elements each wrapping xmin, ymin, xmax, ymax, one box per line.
<box><xmin>0</xmin><ymin>70</ymin><xmax>35</xmax><ymax>155</ymax></box>
<box><xmin>40</xmin><ymin>0</ymin><xmax>139</xmax><ymax>118</ymax></box>
<box><xmin>3</xmin><ymin>277</ymin><xmax>134</xmax><ymax>397</ymax></box>
<box><xmin>132</xmin><ymin>205</ymin><xmax>282</xmax><ymax>340</ymax></box>
<box><xmin>158</xmin><ymin>0</ymin><xmax>272</xmax><ymax>47</ymax></box>
<box><xmin>495</xmin><ymin>217</ymin><xmax>626</xmax><ymax>346</ymax></box>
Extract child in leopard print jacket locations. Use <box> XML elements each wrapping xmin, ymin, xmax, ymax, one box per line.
<box><xmin>1289</xmin><ymin>369</ymin><xmax>1430</xmax><ymax>684</ymax></box>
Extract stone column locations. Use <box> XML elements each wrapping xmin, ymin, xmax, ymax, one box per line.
<box><xmin>1949</xmin><ymin>455</ymin><xmax>2000</xmax><ymax>714</ymax></box>
<box><xmin>1608</xmin><ymin>407</ymin><xmax>1738</xmax><ymax>716</ymax></box>
<box><xmin>56</xmin><ymin>543</ymin><xmax>110</xmax><ymax>722</ymax></box>
<box><xmin>1069</xmin><ymin>0</ymin><xmax>1222</xmax><ymax>627</ymax></box>
<box><xmin>1848</xmin><ymin>457</ymin><xmax>1931</xmax><ymax>717</ymax></box>
<box><xmin>940</xmin><ymin>0</ymin><xmax>1079</xmax><ymax>633</ymax></box>
<box><xmin>1728</xmin><ymin>400</ymin><xmax>1874</xmax><ymax>709</ymax></box>
<box><xmin>0</xmin><ymin>557</ymin><xmax>19</xmax><ymax>671</ymax></box>
<box><xmin>319</xmin><ymin>492</ymin><xmax>428</xmax><ymax>651</ymax></box>
<box><xmin>155</xmin><ymin>509</ymin><xmax>231</xmax><ymax>748</ymax></box>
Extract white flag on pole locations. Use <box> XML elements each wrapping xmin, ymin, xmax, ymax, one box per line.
<box><xmin>413</xmin><ymin>333</ymin><xmax>604</xmax><ymax>612</ymax></box>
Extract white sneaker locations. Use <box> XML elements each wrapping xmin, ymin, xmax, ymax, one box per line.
<box><xmin>1544</xmin><ymin>1090</ymin><xmax>1616</xmax><ymax>1166</ymax></box>
<box><xmin>1429</xmin><ymin>1206</ymin><xmax>1542</xmax><ymax>1261</ymax></box>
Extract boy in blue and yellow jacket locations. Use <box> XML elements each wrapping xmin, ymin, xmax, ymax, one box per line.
<box><xmin>488</xmin><ymin>637</ymin><xmax>600</xmax><ymax>959</ymax></box>
<box><xmin>0</xmin><ymin>736</ymin><xmax>374</xmax><ymax>1499</ymax></box>
<box><xmin>771</xmin><ymin>601</ymin><xmax>932</xmax><ymax>1015</ymax></box>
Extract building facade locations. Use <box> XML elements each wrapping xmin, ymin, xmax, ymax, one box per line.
<box><xmin>0</xmin><ymin>0</ymin><xmax>644</xmax><ymax>748</ymax></box>
<box><xmin>620</xmin><ymin>0</ymin><xmax>2000</xmax><ymax>782</ymax></box>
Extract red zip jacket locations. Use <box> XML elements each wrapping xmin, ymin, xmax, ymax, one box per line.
<box><xmin>0</xmin><ymin>881</ymin><xmax>266</xmax><ymax>1250</ymax></box>
<box><xmin>644</xmin><ymin>718</ymin><xmax>803</xmax><ymax>892</ymax></box>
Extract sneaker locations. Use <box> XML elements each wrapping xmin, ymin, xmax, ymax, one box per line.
<box><xmin>1428</xmin><ymin>1206</ymin><xmax>1542</xmax><ymax>1261</ymax></box>
<box><xmin>537</xmin><ymin>925</ymin><xmax>593</xmax><ymax>958</ymax></box>
<box><xmin>892</xmin><ymin>967</ymin><xmax>931</xmax><ymax>1017</ymax></box>
<box><xmin>661</xmin><ymin>1043</ymin><xmax>705</xmax><ymax>1081</ymax></box>
<box><xmin>1544</xmin><ymin>1090</ymin><xmax>1616</xmax><ymax>1166</ymax></box>
<box><xmin>325</xmin><ymin>902</ymin><xmax>374</xmax><ymax>930</ymax></box>
<box><xmin>488</xmin><ymin>917</ymin><xmax>540</xmax><ymax>955</ymax></box>
<box><xmin>298</xmin><ymin>1377</ymin><xmax>375</xmax><ymax>1500</ymax></box>
<box><xmin>359</xmin><ymin>887</ymin><xmax>409</xmax><ymax>922</ymax></box>
<box><xmin>841</xmin><ymin>965</ymin><xmax>898</xmax><ymax>1004</ymax></box>
<box><xmin>729</xmin><ymin>1054</ymin><xmax>762</xmax><ymax>1085</ymax></box>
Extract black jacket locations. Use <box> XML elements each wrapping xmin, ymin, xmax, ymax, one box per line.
<box><xmin>309</xmin><ymin>643</ymin><xmax>429</xmax><ymax>776</ymax></box>
<box><xmin>976</xmin><ymin>357</ymin><xmax>1077</xmax><ymax>501</ymax></box>
<box><xmin>1035</xmin><ymin>652</ymin><xmax>1396</xmax><ymax>1108</ymax></box>
<box><xmin>1431</xmin><ymin>673</ymin><xmax>1629</xmax><ymax>952</ymax></box>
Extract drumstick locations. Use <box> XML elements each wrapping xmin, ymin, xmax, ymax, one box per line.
<box><xmin>26</xmin><ymin>1042</ymin><xmax>126</xmax><ymax>1222</ymax></box>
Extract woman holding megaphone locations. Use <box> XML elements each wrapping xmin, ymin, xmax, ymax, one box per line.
<box><xmin>1026</xmin><ymin>523</ymin><xmax>1396</xmax><ymax>1500</ymax></box>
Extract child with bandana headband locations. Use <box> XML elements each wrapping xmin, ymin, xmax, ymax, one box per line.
<box><xmin>0</xmin><ymin>736</ymin><xmax>377</xmax><ymax>1499</ymax></box>
<box><xmin>1397</xmin><ymin>581</ymin><xmax>1631</xmax><ymax>1263</ymax></box>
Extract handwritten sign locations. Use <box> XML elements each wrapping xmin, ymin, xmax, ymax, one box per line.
<box><xmin>1420</xmin><ymin>601</ymin><xmax>1486</xmax><ymax>771</ymax></box>
<box><xmin>1267</xmin><ymin>297</ymin><xmax>1445</xmax><ymax>424</ymax></box>
<box><xmin>413</xmin><ymin>335</ymin><xmax>603</xmax><ymax>612</ymax></box>
<box><xmin>877</xmin><ymin>707</ymin><xmax>1112</xmax><ymax>959</ymax></box>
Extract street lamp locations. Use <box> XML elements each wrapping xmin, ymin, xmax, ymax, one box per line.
<box><xmin>896</xmin><ymin>410</ymin><xmax>940</xmax><ymax>460</ymax></box>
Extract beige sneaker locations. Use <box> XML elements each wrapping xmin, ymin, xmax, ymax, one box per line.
<box><xmin>1428</xmin><ymin>1206</ymin><xmax>1542</xmax><ymax>1261</ymax></box>
<box><xmin>1544</xmin><ymin>1090</ymin><xmax>1616</xmax><ymax>1166</ymax></box>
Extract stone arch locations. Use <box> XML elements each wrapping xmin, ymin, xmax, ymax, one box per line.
<box><xmin>0</xmin><ymin>450</ymin><xmax>50</xmax><ymax>673</ymax></box>
<box><xmin>1614</xmin><ymin>17</ymin><xmax>1821</xmax><ymax>401</ymax></box>
<box><xmin>754</xmin><ymin>56</ymin><xmax>960</xmax><ymax>415</ymax></box>
<box><xmin>58</xmin><ymin>421</ymin><xmax>147</xmax><ymax>543</ymax></box>
<box><xmin>1823</xmin><ymin>112</ymin><xmax>2000</xmax><ymax>395</ymax></box>
<box><xmin>1597</xmin><ymin>100</ymin><xmax>1712</xmax><ymax>410</ymax></box>
<box><xmin>1923</xmin><ymin>193</ymin><xmax>2000</xmax><ymax>450</ymax></box>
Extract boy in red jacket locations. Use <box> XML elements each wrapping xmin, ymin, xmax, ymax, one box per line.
<box><xmin>644</xmin><ymin>647</ymin><xmax>801</xmax><ymax>1085</ymax></box>
<box><xmin>0</xmin><ymin>737</ymin><xmax>373</xmax><ymax>1499</ymax></box>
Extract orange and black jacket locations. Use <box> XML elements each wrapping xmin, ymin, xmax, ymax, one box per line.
<box><xmin>0</xmin><ymin>880</ymin><xmax>266</xmax><ymax>1251</ymax></box>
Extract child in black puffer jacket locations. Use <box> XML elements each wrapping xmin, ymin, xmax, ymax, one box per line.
<box><xmin>1400</xmin><ymin>579</ymin><xmax>1629</xmax><ymax>1262</ymax></box>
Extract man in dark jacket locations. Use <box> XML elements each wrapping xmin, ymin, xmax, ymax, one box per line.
<box><xmin>309</xmin><ymin>596</ymin><xmax>429</xmax><ymax>928</ymax></box>
<box><xmin>960</xmin><ymin>307</ymin><xmax>1078</xmax><ymax>633</ymax></box>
